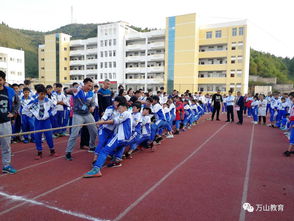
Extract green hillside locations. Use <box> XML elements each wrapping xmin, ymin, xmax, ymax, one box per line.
<box><xmin>1</xmin><ymin>22</ymin><xmax>294</xmax><ymax>83</ymax></box>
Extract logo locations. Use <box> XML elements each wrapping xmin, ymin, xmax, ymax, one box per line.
<box><xmin>243</xmin><ymin>203</ymin><xmax>254</xmax><ymax>212</ymax></box>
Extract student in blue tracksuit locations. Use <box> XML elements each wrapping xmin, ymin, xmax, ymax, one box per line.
<box><xmin>276</xmin><ymin>97</ymin><xmax>289</xmax><ymax>128</ymax></box>
<box><xmin>183</xmin><ymin>100</ymin><xmax>192</xmax><ymax>130</ymax></box>
<box><xmin>125</xmin><ymin>107</ymin><xmax>152</xmax><ymax>158</ymax></box>
<box><xmin>251</xmin><ymin>96</ymin><xmax>259</xmax><ymax>124</ymax></box>
<box><xmin>46</xmin><ymin>85</ymin><xmax>58</xmax><ymax>137</ymax></box>
<box><xmin>92</xmin><ymin>96</ymin><xmax>125</xmax><ymax>165</ymax></box>
<box><xmin>20</xmin><ymin>88</ymin><xmax>35</xmax><ymax>143</ymax></box>
<box><xmin>24</xmin><ymin>85</ymin><xmax>57</xmax><ymax>159</ymax></box>
<box><xmin>83</xmin><ymin>102</ymin><xmax>132</xmax><ymax>178</ymax></box>
<box><xmin>269</xmin><ymin>93</ymin><xmax>280</xmax><ymax>127</ymax></box>
<box><xmin>190</xmin><ymin>100</ymin><xmax>199</xmax><ymax>123</ymax></box>
<box><xmin>55</xmin><ymin>83</ymin><xmax>69</xmax><ymax>136</ymax></box>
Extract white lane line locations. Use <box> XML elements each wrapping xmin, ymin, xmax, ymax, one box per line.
<box><xmin>239</xmin><ymin>124</ymin><xmax>255</xmax><ymax>221</ymax></box>
<box><xmin>113</xmin><ymin>123</ymin><xmax>228</xmax><ymax>221</ymax></box>
<box><xmin>0</xmin><ymin>149</ymin><xmax>85</xmax><ymax>178</ymax></box>
<box><xmin>0</xmin><ymin>191</ymin><xmax>108</xmax><ymax>221</ymax></box>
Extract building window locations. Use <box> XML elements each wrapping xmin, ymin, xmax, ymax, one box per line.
<box><xmin>232</xmin><ymin>28</ymin><xmax>237</xmax><ymax>36</ymax></box>
<box><xmin>100</xmin><ymin>73</ymin><xmax>103</xmax><ymax>79</ymax></box>
<box><xmin>64</xmin><ymin>57</ymin><xmax>67</xmax><ymax>61</ymax></box>
<box><xmin>100</xmin><ymin>40</ymin><xmax>103</xmax><ymax>47</ymax></box>
<box><xmin>64</xmin><ymin>77</ymin><xmax>67</xmax><ymax>80</ymax></box>
<box><xmin>64</xmin><ymin>67</ymin><xmax>67</xmax><ymax>70</ymax></box>
<box><xmin>41</xmin><ymin>67</ymin><xmax>45</xmax><ymax>70</ymax></box>
<box><xmin>109</xmin><ymin>73</ymin><xmax>112</xmax><ymax>79</ymax></box>
<box><xmin>64</xmin><ymin>47</ymin><xmax>67</xmax><ymax>51</ymax></box>
<box><xmin>238</xmin><ymin>41</ymin><xmax>244</xmax><ymax>49</ymax></box>
<box><xmin>113</xmin><ymin>73</ymin><xmax>116</xmax><ymax>79</ymax></box>
<box><xmin>109</xmin><ymin>62</ymin><xmax>112</xmax><ymax>68</ymax></box>
<box><xmin>206</xmin><ymin>31</ymin><xmax>212</xmax><ymax>39</ymax></box>
<box><xmin>105</xmin><ymin>62</ymin><xmax>107</xmax><ymax>68</ymax></box>
<box><xmin>239</xmin><ymin>27</ymin><xmax>244</xmax><ymax>35</ymax></box>
<box><xmin>104</xmin><ymin>51</ymin><xmax>107</xmax><ymax>57</ymax></box>
<box><xmin>113</xmin><ymin>62</ymin><xmax>116</xmax><ymax>68</ymax></box>
<box><xmin>100</xmin><ymin>52</ymin><xmax>103</xmax><ymax>57</ymax></box>
<box><xmin>105</xmin><ymin>40</ymin><xmax>108</xmax><ymax>46</ymax></box>
<box><xmin>231</xmin><ymin>56</ymin><xmax>236</xmax><ymax>64</ymax></box>
<box><xmin>215</xmin><ymin>30</ymin><xmax>222</xmax><ymax>38</ymax></box>
<box><xmin>104</xmin><ymin>73</ymin><xmax>107</xmax><ymax>79</ymax></box>
<box><xmin>41</xmin><ymin>49</ymin><xmax>44</xmax><ymax>52</ymax></box>
<box><xmin>109</xmin><ymin>51</ymin><xmax>112</xmax><ymax>57</ymax></box>
<box><xmin>109</xmin><ymin>40</ymin><xmax>112</xmax><ymax>46</ymax></box>
<box><xmin>41</xmin><ymin>58</ymin><xmax>45</xmax><ymax>61</ymax></box>
<box><xmin>100</xmin><ymin>62</ymin><xmax>103</xmax><ymax>68</ymax></box>
<box><xmin>113</xmin><ymin>50</ymin><xmax>116</xmax><ymax>57</ymax></box>
<box><xmin>237</xmin><ymin>56</ymin><xmax>243</xmax><ymax>63</ymax></box>
<box><xmin>113</xmin><ymin>39</ymin><xmax>116</xmax><ymax>45</ymax></box>
<box><xmin>237</xmin><ymin>70</ymin><xmax>242</xmax><ymax>77</ymax></box>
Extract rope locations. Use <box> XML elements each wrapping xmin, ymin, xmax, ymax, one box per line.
<box><xmin>0</xmin><ymin>121</ymin><xmax>99</xmax><ymax>139</ymax></box>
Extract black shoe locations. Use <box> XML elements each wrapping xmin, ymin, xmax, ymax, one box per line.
<box><xmin>290</xmin><ymin>151</ymin><xmax>294</xmax><ymax>154</ymax></box>
<box><xmin>237</xmin><ymin>122</ymin><xmax>242</xmax><ymax>125</ymax></box>
<box><xmin>284</xmin><ymin>151</ymin><xmax>291</xmax><ymax>157</ymax></box>
<box><xmin>216</xmin><ymin>119</ymin><xmax>220</xmax><ymax>121</ymax></box>
<box><xmin>125</xmin><ymin>152</ymin><xmax>133</xmax><ymax>159</ymax></box>
<box><xmin>174</xmin><ymin>130</ymin><xmax>180</xmax><ymax>135</ymax></box>
<box><xmin>65</xmin><ymin>152</ymin><xmax>72</xmax><ymax>161</ymax></box>
<box><xmin>155</xmin><ymin>136</ymin><xmax>163</xmax><ymax>143</ymax></box>
<box><xmin>225</xmin><ymin>120</ymin><xmax>230</xmax><ymax>122</ymax></box>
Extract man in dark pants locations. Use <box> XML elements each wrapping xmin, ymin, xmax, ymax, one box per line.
<box><xmin>211</xmin><ymin>90</ymin><xmax>223</xmax><ymax>121</ymax></box>
<box><xmin>226</xmin><ymin>90</ymin><xmax>235</xmax><ymax>122</ymax></box>
<box><xmin>236</xmin><ymin>91</ymin><xmax>244</xmax><ymax>125</ymax></box>
<box><xmin>98</xmin><ymin>79</ymin><xmax>112</xmax><ymax>118</ymax></box>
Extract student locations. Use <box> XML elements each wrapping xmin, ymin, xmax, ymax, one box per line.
<box><xmin>183</xmin><ymin>100</ymin><xmax>192</xmax><ymax>130</ymax></box>
<box><xmin>11</xmin><ymin>83</ymin><xmax>22</xmax><ymax>143</ymax></box>
<box><xmin>46</xmin><ymin>85</ymin><xmax>58</xmax><ymax>137</ymax></box>
<box><xmin>257</xmin><ymin>94</ymin><xmax>267</xmax><ymax>125</ymax></box>
<box><xmin>98</xmin><ymin>79</ymin><xmax>112</xmax><ymax>118</ymax></box>
<box><xmin>251</xmin><ymin>96</ymin><xmax>259</xmax><ymax>124</ymax></box>
<box><xmin>225</xmin><ymin>90</ymin><xmax>235</xmax><ymax>122</ymax></box>
<box><xmin>284</xmin><ymin>92</ymin><xmax>294</xmax><ymax>157</ymax></box>
<box><xmin>276</xmin><ymin>97</ymin><xmax>289</xmax><ymax>128</ymax></box>
<box><xmin>211</xmin><ymin>90</ymin><xmax>223</xmax><ymax>121</ymax></box>
<box><xmin>269</xmin><ymin>93</ymin><xmax>280</xmax><ymax>128</ymax></box>
<box><xmin>92</xmin><ymin>96</ymin><xmax>124</xmax><ymax>164</ymax></box>
<box><xmin>0</xmin><ymin>71</ymin><xmax>19</xmax><ymax>174</ymax></box>
<box><xmin>83</xmin><ymin>102</ymin><xmax>132</xmax><ymax>177</ymax></box>
<box><xmin>162</xmin><ymin>103</ymin><xmax>174</xmax><ymax>136</ymax></box>
<box><xmin>125</xmin><ymin>107</ymin><xmax>152</xmax><ymax>158</ymax></box>
<box><xmin>190</xmin><ymin>100</ymin><xmax>200</xmax><ymax>124</ymax></box>
<box><xmin>20</xmin><ymin>87</ymin><xmax>35</xmax><ymax>143</ymax></box>
<box><xmin>24</xmin><ymin>84</ymin><xmax>57</xmax><ymax>159</ymax></box>
<box><xmin>55</xmin><ymin>83</ymin><xmax>69</xmax><ymax>136</ymax></box>
<box><xmin>245</xmin><ymin>94</ymin><xmax>254</xmax><ymax>117</ymax></box>
<box><xmin>174</xmin><ymin>96</ymin><xmax>184</xmax><ymax>135</ymax></box>
<box><xmin>62</xmin><ymin>87</ymin><xmax>71</xmax><ymax>135</ymax></box>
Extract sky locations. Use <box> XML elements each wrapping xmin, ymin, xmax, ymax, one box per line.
<box><xmin>1</xmin><ymin>0</ymin><xmax>293</xmax><ymax>58</ymax></box>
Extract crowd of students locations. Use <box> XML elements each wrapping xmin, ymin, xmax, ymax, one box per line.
<box><xmin>0</xmin><ymin>69</ymin><xmax>293</xmax><ymax>176</ymax></box>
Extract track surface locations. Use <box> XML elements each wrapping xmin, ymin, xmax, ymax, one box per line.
<box><xmin>0</xmin><ymin>113</ymin><xmax>293</xmax><ymax>221</ymax></box>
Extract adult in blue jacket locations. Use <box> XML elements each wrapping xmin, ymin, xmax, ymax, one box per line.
<box><xmin>236</xmin><ymin>91</ymin><xmax>245</xmax><ymax>125</ymax></box>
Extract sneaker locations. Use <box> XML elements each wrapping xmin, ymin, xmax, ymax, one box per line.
<box><xmin>254</xmin><ymin>122</ymin><xmax>258</xmax><ymax>125</ymax></box>
<box><xmin>166</xmin><ymin>134</ymin><xmax>174</xmax><ymax>139</ymax></box>
<box><xmin>155</xmin><ymin>136</ymin><xmax>163</xmax><ymax>143</ymax></box>
<box><xmin>35</xmin><ymin>151</ymin><xmax>42</xmax><ymax>160</ymax></box>
<box><xmin>65</xmin><ymin>152</ymin><xmax>72</xmax><ymax>161</ymax></box>
<box><xmin>52</xmin><ymin>135</ymin><xmax>58</xmax><ymax>139</ymax></box>
<box><xmin>174</xmin><ymin>130</ymin><xmax>180</xmax><ymax>135</ymax></box>
<box><xmin>92</xmin><ymin>160</ymin><xmax>97</xmax><ymax>167</ymax></box>
<box><xmin>88</xmin><ymin>148</ymin><xmax>95</xmax><ymax>153</ymax></box>
<box><xmin>284</xmin><ymin>151</ymin><xmax>291</xmax><ymax>157</ymax></box>
<box><xmin>2</xmin><ymin>165</ymin><xmax>17</xmax><ymax>174</ymax></box>
<box><xmin>125</xmin><ymin>152</ymin><xmax>133</xmax><ymax>159</ymax></box>
<box><xmin>107</xmin><ymin>161</ymin><xmax>122</xmax><ymax>168</ymax></box>
<box><xmin>83</xmin><ymin>167</ymin><xmax>102</xmax><ymax>178</ymax></box>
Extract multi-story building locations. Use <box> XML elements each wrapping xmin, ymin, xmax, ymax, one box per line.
<box><xmin>0</xmin><ymin>46</ymin><xmax>25</xmax><ymax>84</ymax></box>
<box><xmin>39</xmin><ymin>13</ymin><xmax>249</xmax><ymax>94</ymax></box>
<box><xmin>125</xmin><ymin>29</ymin><xmax>165</xmax><ymax>91</ymax></box>
<box><xmin>165</xmin><ymin>13</ymin><xmax>249</xmax><ymax>94</ymax></box>
<box><xmin>39</xmin><ymin>33</ymin><xmax>71</xmax><ymax>85</ymax></box>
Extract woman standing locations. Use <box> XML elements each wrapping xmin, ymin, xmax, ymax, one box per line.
<box><xmin>258</xmin><ymin>94</ymin><xmax>267</xmax><ymax>125</ymax></box>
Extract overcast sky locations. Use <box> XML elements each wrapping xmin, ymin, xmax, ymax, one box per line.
<box><xmin>1</xmin><ymin>0</ymin><xmax>293</xmax><ymax>58</ymax></box>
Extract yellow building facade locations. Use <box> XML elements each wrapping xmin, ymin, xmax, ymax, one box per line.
<box><xmin>38</xmin><ymin>33</ymin><xmax>71</xmax><ymax>85</ymax></box>
<box><xmin>165</xmin><ymin>13</ymin><xmax>249</xmax><ymax>94</ymax></box>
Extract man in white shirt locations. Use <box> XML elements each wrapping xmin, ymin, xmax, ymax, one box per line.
<box><xmin>226</xmin><ymin>90</ymin><xmax>235</xmax><ymax>122</ymax></box>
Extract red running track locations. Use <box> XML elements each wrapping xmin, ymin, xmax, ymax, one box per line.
<box><xmin>0</xmin><ymin>114</ymin><xmax>293</xmax><ymax>221</ymax></box>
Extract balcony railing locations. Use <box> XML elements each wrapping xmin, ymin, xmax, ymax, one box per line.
<box><xmin>125</xmin><ymin>67</ymin><xmax>146</xmax><ymax>73</ymax></box>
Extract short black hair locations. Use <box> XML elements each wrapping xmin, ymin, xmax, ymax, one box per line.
<box><xmin>289</xmin><ymin>92</ymin><xmax>294</xmax><ymax>97</ymax></box>
<box><xmin>0</xmin><ymin>71</ymin><xmax>6</xmax><ymax>80</ymax></box>
<box><xmin>46</xmin><ymin>85</ymin><xmax>53</xmax><ymax>90</ymax></box>
<box><xmin>23</xmin><ymin>87</ymin><xmax>30</xmax><ymax>92</ymax></box>
<box><xmin>134</xmin><ymin>90</ymin><xmax>141</xmax><ymax>94</ymax></box>
<box><xmin>83</xmin><ymin>78</ymin><xmax>93</xmax><ymax>84</ymax></box>
<box><xmin>146</xmin><ymin>97</ymin><xmax>153</xmax><ymax>103</ymax></box>
<box><xmin>72</xmin><ymin>82</ymin><xmax>79</xmax><ymax>87</ymax></box>
<box><xmin>160</xmin><ymin>87</ymin><xmax>164</xmax><ymax>90</ymax></box>
<box><xmin>19</xmin><ymin>83</ymin><xmax>24</xmax><ymax>87</ymax></box>
<box><xmin>152</xmin><ymin>95</ymin><xmax>160</xmax><ymax>102</ymax></box>
<box><xmin>114</xmin><ymin>96</ymin><xmax>127</xmax><ymax>105</ymax></box>
<box><xmin>132</xmin><ymin>102</ymin><xmax>142</xmax><ymax>110</ymax></box>
<box><xmin>130</xmin><ymin>96</ymin><xmax>138</xmax><ymax>103</ymax></box>
<box><xmin>11</xmin><ymin>83</ymin><xmax>19</xmax><ymax>88</ymax></box>
<box><xmin>94</xmin><ymin>85</ymin><xmax>99</xmax><ymax>88</ymax></box>
<box><xmin>36</xmin><ymin>84</ymin><xmax>46</xmax><ymax>94</ymax></box>
<box><xmin>55</xmin><ymin>83</ymin><xmax>62</xmax><ymax>88</ymax></box>
<box><xmin>34</xmin><ymin>84</ymin><xmax>42</xmax><ymax>90</ymax></box>
<box><xmin>24</xmin><ymin>79</ymin><xmax>31</xmax><ymax>86</ymax></box>
<box><xmin>143</xmin><ymin>107</ymin><xmax>151</xmax><ymax>114</ymax></box>
<box><xmin>118</xmin><ymin>102</ymin><xmax>128</xmax><ymax>108</ymax></box>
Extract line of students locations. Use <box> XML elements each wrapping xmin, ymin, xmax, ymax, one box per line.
<box><xmin>83</xmin><ymin>95</ymin><xmax>205</xmax><ymax>178</ymax></box>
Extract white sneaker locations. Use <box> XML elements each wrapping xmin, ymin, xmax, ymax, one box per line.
<box><xmin>166</xmin><ymin>134</ymin><xmax>174</xmax><ymax>139</ymax></box>
<box><xmin>254</xmin><ymin>122</ymin><xmax>258</xmax><ymax>125</ymax></box>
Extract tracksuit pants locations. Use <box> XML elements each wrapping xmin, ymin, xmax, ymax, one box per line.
<box><xmin>95</xmin><ymin>128</ymin><xmax>114</xmax><ymax>155</ymax></box>
<box><xmin>34</xmin><ymin>118</ymin><xmax>54</xmax><ymax>151</ymax></box>
<box><xmin>21</xmin><ymin>115</ymin><xmax>35</xmax><ymax>141</ymax></box>
<box><xmin>0</xmin><ymin>121</ymin><xmax>12</xmax><ymax>168</ymax></box>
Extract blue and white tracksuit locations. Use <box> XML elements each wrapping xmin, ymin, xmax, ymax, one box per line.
<box><xmin>251</xmin><ymin>100</ymin><xmax>258</xmax><ymax>122</ymax></box>
<box><xmin>20</xmin><ymin>96</ymin><xmax>35</xmax><ymax>141</ymax></box>
<box><xmin>276</xmin><ymin>102</ymin><xmax>289</xmax><ymax>127</ymax></box>
<box><xmin>55</xmin><ymin>92</ymin><xmax>69</xmax><ymax>134</ymax></box>
<box><xmin>183</xmin><ymin>104</ymin><xmax>192</xmax><ymax>127</ymax></box>
<box><xmin>150</xmin><ymin>103</ymin><xmax>168</xmax><ymax>141</ymax></box>
<box><xmin>95</xmin><ymin>105</ymin><xmax>118</xmax><ymax>155</ymax></box>
<box><xmin>270</xmin><ymin>98</ymin><xmax>280</xmax><ymax>123</ymax></box>
<box><xmin>24</xmin><ymin>98</ymin><xmax>55</xmax><ymax>151</ymax></box>
<box><xmin>94</xmin><ymin>111</ymin><xmax>132</xmax><ymax>169</ymax></box>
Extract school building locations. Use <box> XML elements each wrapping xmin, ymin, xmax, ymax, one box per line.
<box><xmin>38</xmin><ymin>13</ymin><xmax>249</xmax><ymax>94</ymax></box>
